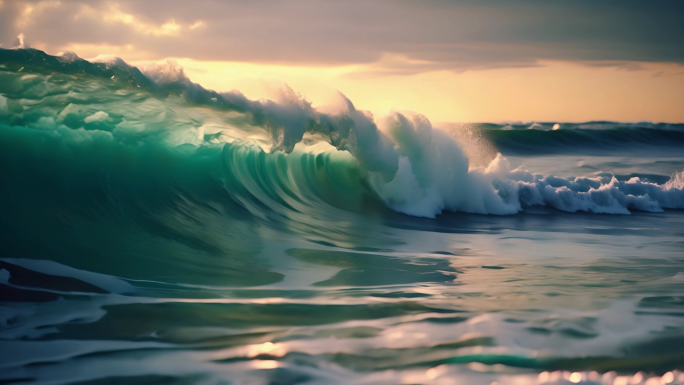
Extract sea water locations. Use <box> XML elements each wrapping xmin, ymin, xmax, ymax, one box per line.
<box><xmin>1</xmin><ymin>48</ymin><xmax>684</xmax><ymax>385</ymax></box>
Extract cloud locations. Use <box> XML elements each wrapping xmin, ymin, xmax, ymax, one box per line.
<box><xmin>189</xmin><ymin>20</ymin><xmax>204</xmax><ymax>30</ymax></box>
<box><xmin>14</xmin><ymin>0</ymin><xmax>60</xmax><ymax>28</ymax></box>
<box><xmin>1</xmin><ymin>0</ymin><xmax>683</xmax><ymax>73</ymax></box>
<box><xmin>73</xmin><ymin>3</ymin><xmax>196</xmax><ymax>36</ymax></box>
<box><xmin>653</xmin><ymin>70</ymin><xmax>684</xmax><ymax>78</ymax></box>
<box><xmin>579</xmin><ymin>61</ymin><xmax>646</xmax><ymax>72</ymax></box>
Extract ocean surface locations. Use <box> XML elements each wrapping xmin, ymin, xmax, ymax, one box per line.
<box><xmin>1</xmin><ymin>48</ymin><xmax>684</xmax><ymax>385</ymax></box>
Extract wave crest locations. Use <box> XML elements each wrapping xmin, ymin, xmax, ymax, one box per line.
<box><xmin>1</xmin><ymin>48</ymin><xmax>683</xmax><ymax>218</ymax></box>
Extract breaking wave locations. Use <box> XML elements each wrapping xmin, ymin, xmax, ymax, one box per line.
<box><xmin>1</xmin><ymin>48</ymin><xmax>683</xmax><ymax>219</ymax></box>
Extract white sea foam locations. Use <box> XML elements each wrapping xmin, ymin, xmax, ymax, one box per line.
<box><xmin>349</xmin><ymin>110</ymin><xmax>684</xmax><ymax>217</ymax></box>
<box><xmin>84</xmin><ymin>111</ymin><xmax>109</xmax><ymax>123</ymax></box>
<box><xmin>365</xmin><ymin>112</ymin><xmax>518</xmax><ymax>217</ymax></box>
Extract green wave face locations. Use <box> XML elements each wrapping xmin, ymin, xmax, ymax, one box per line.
<box><xmin>0</xmin><ymin>52</ymin><xmax>397</xmax><ymax>285</ymax></box>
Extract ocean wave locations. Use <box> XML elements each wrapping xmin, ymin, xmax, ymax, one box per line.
<box><xmin>482</xmin><ymin>125</ymin><xmax>684</xmax><ymax>155</ymax></box>
<box><xmin>439</xmin><ymin>121</ymin><xmax>684</xmax><ymax>156</ymax></box>
<box><xmin>1</xmin><ymin>48</ymin><xmax>683</xmax><ymax>219</ymax></box>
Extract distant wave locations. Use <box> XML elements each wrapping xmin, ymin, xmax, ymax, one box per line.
<box><xmin>1</xmin><ymin>48</ymin><xmax>683</xmax><ymax>219</ymax></box>
<box><xmin>441</xmin><ymin>122</ymin><xmax>684</xmax><ymax>155</ymax></box>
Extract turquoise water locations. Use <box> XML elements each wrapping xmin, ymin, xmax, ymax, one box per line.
<box><xmin>1</xmin><ymin>49</ymin><xmax>684</xmax><ymax>385</ymax></box>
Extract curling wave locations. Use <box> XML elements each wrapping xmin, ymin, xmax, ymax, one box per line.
<box><xmin>1</xmin><ymin>48</ymin><xmax>683</xmax><ymax>220</ymax></box>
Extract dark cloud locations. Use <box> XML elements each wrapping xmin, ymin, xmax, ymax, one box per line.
<box><xmin>1</xmin><ymin>0</ymin><xmax>683</xmax><ymax>72</ymax></box>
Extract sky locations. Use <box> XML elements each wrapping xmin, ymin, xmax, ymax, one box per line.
<box><xmin>1</xmin><ymin>0</ymin><xmax>684</xmax><ymax>123</ymax></box>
